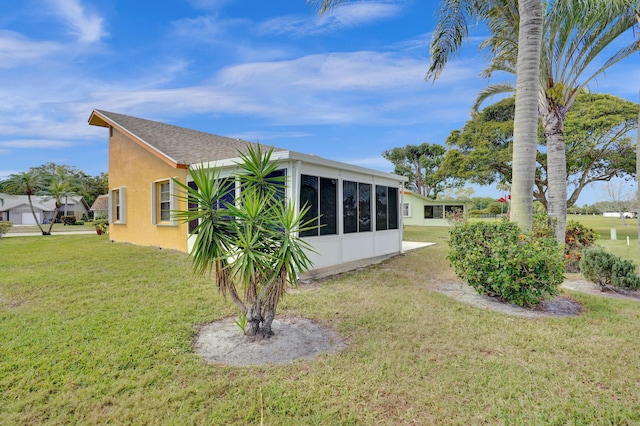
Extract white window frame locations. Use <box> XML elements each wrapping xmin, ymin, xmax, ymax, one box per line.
<box><xmin>108</xmin><ymin>187</ymin><xmax>127</xmax><ymax>225</ymax></box>
<box><xmin>151</xmin><ymin>178</ymin><xmax>178</xmax><ymax>226</ymax></box>
<box><xmin>402</xmin><ymin>202</ymin><xmax>411</xmax><ymax>217</ymax></box>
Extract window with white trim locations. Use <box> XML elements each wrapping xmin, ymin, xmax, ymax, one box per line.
<box><xmin>109</xmin><ymin>187</ymin><xmax>126</xmax><ymax>224</ymax></box>
<box><xmin>152</xmin><ymin>178</ymin><xmax>177</xmax><ymax>225</ymax></box>
<box><xmin>402</xmin><ymin>202</ymin><xmax>411</xmax><ymax>217</ymax></box>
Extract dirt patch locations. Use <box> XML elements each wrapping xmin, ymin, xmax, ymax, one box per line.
<box><xmin>194</xmin><ymin>316</ymin><xmax>347</xmax><ymax>366</ymax></box>
<box><xmin>432</xmin><ymin>282</ymin><xmax>582</xmax><ymax>318</ymax></box>
<box><xmin>432</xmin><ymin>278</ymin><xmax>639</xmax><ymax>318</ymax></box>
<box><xmin>561</xmin><ymin>278</ymin><xmax>640</xmax><ymax>300</ymax></box>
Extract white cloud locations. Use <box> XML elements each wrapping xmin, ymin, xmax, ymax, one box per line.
<box><xmin>0</xmin><ymin>30</ymin><xmax>62</xmax><ymax>68</ymax></box>
<box><xmin>341</xmin><ymin>156</ymin><xmax>394</xmax><ymax>171</ymax></box>
<box><xmin>187</xmin><ymin>0</ymin><xmax>234</xmax><ymax>11</ymax></box>
<box><xmin>0</xmin><ymin>139</ymin><xmax>75</xmax><ymax>149</ymax></box>
<box><xmin>258</xmin><ymin>2</ymin><xmax>402</xmax><ymax>36</ymax></box>
<box><xmin>47</xmin><ymin>0</ymin><xmax>107</xmax><ymax>43</ymax></box>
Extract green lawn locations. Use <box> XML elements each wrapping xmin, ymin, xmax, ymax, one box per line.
<box><xmin>5</xmin><ymin>222</ymin><xmax>98</xmax><ymax>234</ymax></box>
<box><xmin>567</xmin><ymin>215</ymin><xmax>640</xmax><ymax>264</ymax></box>
<box><xmin>2</xmin><ymin>230</ymin><xmax>640</xmax><ymax>424</ymax></box>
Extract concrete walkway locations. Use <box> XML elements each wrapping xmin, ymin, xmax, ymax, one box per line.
<box><xmin>2</xmin><ymin>230</ymin><xmax>96</xmax><ymax>237</ymax></box>
<box><xmin>402</xmin><ymin>241</ymin><xmax>435</xmax><ymax>252</ymax></box>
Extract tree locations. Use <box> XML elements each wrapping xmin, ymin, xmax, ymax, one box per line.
<box><xmin>28</xmin><ymin>163</ymin><xmax>108</xmax><ymax>207</ymax></box>
<box><xmin>426</xmin><ymin>0</ymin><xmax>543</xmax><ymax>231</ymax></box>
<box><xmin>444</xmin><ymin>94</ymin><xmax>639</xmax><ymax>208</ymax></box>
<box><xmin>509</xmin><ymin>0</ymin><xmax>543</xmax><ymax>231</ymax></box>
<box><xmin>474</xmin><ymin>1</ymin><xmax>640</xmax><ymax>242</ymax></box>
<box><xmin>311</xmin><ymin>0</ymin><xmax>544</xmax><ymax>230</ymax></box>
<box><xmin>382</xmin><ymin>142</ymin><xmax>459</xmax><ymax>199</ymax></box>
<box><xmin>0</xmin><ymin>171</ymin><xmax>49</xmax><ymax>235</ymax></box>
<box><xmin>605</xmin><ymin>181</ymin><xmax>633</xmax><ymax>225</ymax></box>
<box><xmin>42</xmin><ymin>166</ymin><xmax>82</xmax><ymax>233</ymax></box>
<box><xmin>173</xmin><ymin>145</ymin><xmax>317</xmax><ymax>338</ymax></box>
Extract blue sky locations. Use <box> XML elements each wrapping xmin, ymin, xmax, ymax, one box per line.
<box><xmin>1</xmin><ymin>0</ymin><xmax>638</xmax><ymax>205</ymax></box>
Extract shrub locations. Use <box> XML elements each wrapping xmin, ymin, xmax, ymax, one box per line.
<box><xmin>94</xmin><ymin>219</ymin><xmax>109</xmax><ymax>234</ymax></box>
<box><xmin>581</xmin><ymin>248</ymin><xmax>640</xmax><ymax>291</ymax></box>
<box><xmin>0</xmin><ymin>221</ymin><xmax>14</xmax><ymax>235</ymax></box>
<box><xmin>532</xmin><ymin>212</ymin><xmax>597</xmax><ymax>273</ymax></box>
<box><xmin>61</xmin><ymin>215</ymin><xmax>76</xmax><ymax>225</ymax></box>
<box><xmin>448</xmin><ymin>221</ymin><xmax>564</xmax><ymax>307</ymax></box>
<box><xmin>564</xmin><ymin>220</ymin><xmax>597</xmax><ymax>272</ymax></box>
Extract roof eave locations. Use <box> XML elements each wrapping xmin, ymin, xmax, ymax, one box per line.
<box><xmin>88</xmin><ymin>109</ymin><xmax>185</xmax><ymax>169</ymax></box>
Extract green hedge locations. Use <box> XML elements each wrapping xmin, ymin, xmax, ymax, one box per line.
<box><xmin>580</xmin><ymin>248</ymin><xmax>640</xmax><ymax>291</ymax></box>
<box><xmin>0</xmin><ymin>221</ymin><xmax>13</xmax><ymax>235</ymax></box>
<box><xmin>448</xmin><ymin>221</ymin><xmax>564</xmax><ymax>306</ymax></box>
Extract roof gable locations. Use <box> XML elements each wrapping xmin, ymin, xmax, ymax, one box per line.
<box><xmin>90</xmin><ymin>194</ymin><xmax>109</xmax><ymax>211</ymax></box>
<box><xmin>89</xmin><ymin>110</ymin><xmax>283</xmax><ymax>167</ymax></box>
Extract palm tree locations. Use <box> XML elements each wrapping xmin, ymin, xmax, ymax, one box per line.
<box><xmin>173</xmin><ymin>145</ymin><xmax>317</xmax><ymax>338</ymax></box>
<box><xmin>508</xmin><ymin>0</ymin><xmax>543</xmax><ymax>231</ymax></box>
<box><xmin>42</xmin><ymin>167</ymin><xmax>81</xmax><ymax>234</ymax></box>
<box><xmin>312</xmin><ymin>0</ymin><xmax>543</xmax><ymax>230</ymax></box>
<box><xmin>0</xmin><ymin>170</ymin><xmax>49</xmax><ymax>235</ymax></box>
<box><xmin>474</xmin><ymin>1</ymin><xmax>639</xmax><ymax>242</ymax></box>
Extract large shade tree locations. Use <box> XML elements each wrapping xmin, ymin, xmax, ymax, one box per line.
<box><xmin>444</xmin><ymin>93</ymin><xmax>639</xmax><ymax>207</ymax></box>
<box><xmin>474</xmin><ymin>0</ymin><xmax>640</xmax><ymax>242</ymax></box>
<box><xmin>382</xmin><ymin>142</ymin><xmax>461</xmax><ymax>199</ymax></box>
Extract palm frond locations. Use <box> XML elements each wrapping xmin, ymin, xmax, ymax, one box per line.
<box><xmin>427</xmin><ymin>0</ymin><xmax>488</xmax><ymax>82</ymax></box>
<box><xmin>471</xmin><ymin>83</ymin><xmax>515</xmax><ymax>116</ymax></box>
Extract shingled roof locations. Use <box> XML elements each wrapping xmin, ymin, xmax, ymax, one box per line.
<box><xmin>88</xmin><ymin>110</ymin><xmax>283</xmax><ymax>167</ymax></box>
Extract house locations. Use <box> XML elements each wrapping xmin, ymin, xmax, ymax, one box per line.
<box><xmin>90</xmin><ymin>194</ymin><xmax>109</xmax><ymax>219</ymax></box>
<box><xmin>0</xmin><ymin>193</ymin><xmax>89</xmax><ymax>224</ymax></box>
<box><xmin>401</xmin><ymin>190</ymin><xmax>466</xmax><ymax>226</ymax></box>
<box><xmin>88</xmin><ymin>110</ymin><xmax>406</xmax><ymax>277</ymax></box>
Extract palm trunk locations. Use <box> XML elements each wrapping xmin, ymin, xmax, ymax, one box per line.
<box><xmin>543</xmin><ymin>108</ymin><xmax>567</xmax><ymax>244</ymax></box>
<box><xmin>510</xmin><ymin>0</ymin><xmax>544</xmax><ymax>231</ymax></box>
<box><xmin>47</xmin><ymin>203</ymin><xmax>60</xmax><ymax>234</ymax></box>
<box><xmin>27</xmin><ymin>194</ymin><xmax>48</xmax><ymax>235</ymax></box>
<box><xmin>637</xmin><ymin>102</ymin><xmax>640</xmax><ymax>249</ymax></box>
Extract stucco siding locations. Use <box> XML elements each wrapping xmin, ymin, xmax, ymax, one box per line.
<box><xmin>109</xmin><ymin>128</ymin><xmax>188</xmax><ymax>252</ymax></box>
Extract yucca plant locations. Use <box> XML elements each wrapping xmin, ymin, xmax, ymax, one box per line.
<box><xmin>173</xmin><ymin>145</ymin><xmax>318</xmax><ymax>338</ymax></box>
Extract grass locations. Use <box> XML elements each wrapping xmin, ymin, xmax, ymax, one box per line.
<box><xmin>5</xmin><ymin>222</ymin><xmax>98</xmax><ymax>234</ymax></box>
<box><xmin>2</xmin><ymin>228</ymin><xmax>640</xmax><ymax>424</ymax></box>
<box><xmin>567</xmin><ymin>215</ymin><xmax>640</xmax><ymax>264</ymax></box>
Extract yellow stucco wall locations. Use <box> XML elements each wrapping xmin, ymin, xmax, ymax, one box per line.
<box><xmin>108</xmin><ymin>128</ymin><xmax>188</xmax><ymax>252</ymax></box>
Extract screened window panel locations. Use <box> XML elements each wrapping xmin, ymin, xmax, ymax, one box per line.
<box><xmin>388</xmin><ymin>187</ymin><xmax>398</xmax><ymax>230</ymax></box>
<box><xmin>300</xmin><ymin>175</ymin><xmax>318</xmax><ymax>237</ymax></box>
<box><xmin>375</xmin><ymin>185</ymin><xmax>388</xmax><ymax>231</ymax></box>
<box><xmin>358</xmin><ymin>183</ymin><xmax>371</xmax><ymax>232</ymax></box>
<box><xmin>343</xmin><ymin>181</ymin><xmax>357</xmax><ymax>234</ymax></box>
<box><xmin>319</xmin><ymin>177</ymin><xmax>337</xmax><ymax>236</ymax></box>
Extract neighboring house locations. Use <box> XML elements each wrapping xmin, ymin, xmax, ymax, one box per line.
<box><xmin>0</xmin><ymin>193</ymin><xmax>89</xmax><ymax>224</ymax></box>
<box><xmin>88</xmin><ymin>110</ymin><xmax>407</xmax><ymax>277</ymax></box>
<box><xmin>401</xmin><ymin>190</ymin><xmax>466</xmax><ymax>227</ymax></box>
<box><xmin>603</xmin><ymin>211</ymin><xmax>636</xmax><ymax>219</ymax></box>
<box><xmin>90</xmin><ymin>194</ymin><xmax>109</xmax><ymax>219</ymax></box>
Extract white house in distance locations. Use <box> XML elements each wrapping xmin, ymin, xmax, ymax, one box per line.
<box><xmin>88</xmin><ymin>110</ymin><xmax>407</xmax><ymax>277</ymax></box>
<box><xmin>401</xmin><ymin>190</ymin><xmax>466</xmax><ymax>226</ymax></box>
<box><xmin>0</xmin><ymin>194</ymin><xmax>89</xmax><ymax>225</ymax></box>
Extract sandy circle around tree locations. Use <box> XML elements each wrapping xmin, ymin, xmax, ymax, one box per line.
<box><xmin>194</xmin><ymin>316</ymin><xmax>347</xmax><ymax>366</ymax></box>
